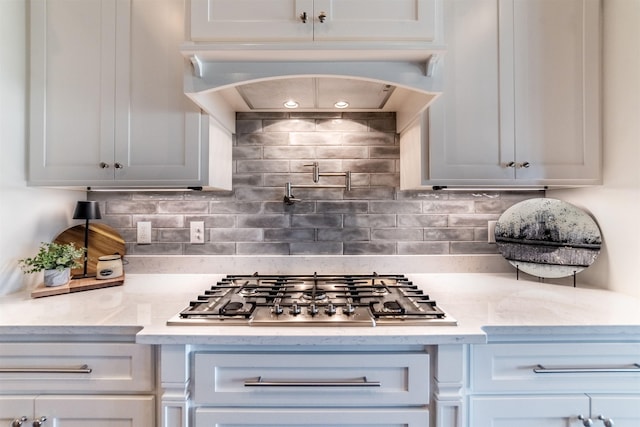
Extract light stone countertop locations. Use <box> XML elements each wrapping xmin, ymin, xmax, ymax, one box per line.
<box><xmin>0</xmin><ymin>273</ymin><xmax>638</xmax><ymax>345</ymax></box>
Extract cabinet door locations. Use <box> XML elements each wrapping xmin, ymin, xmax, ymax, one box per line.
<box><xmin>469</xmin><ymin>395</ymin><xmax>589</xmax><ymax>427</ymax></box>
<box><xmin>114</xmin><ymin>0</ymin><xmax>205</xmax><ymax>185</ymax></box>
<box><xmin>0</xmin><ymin>396</ymin><xmax>34</xmax><ymax>426</ymax></box>
<box><xmin>193</xmin><ymin>352</ymin><xmax>430</xmax><ymax>406</ymax></box>
<box><xmin>502</xmin><ymin>0</ymin><xmax>601</xmax><ymax>184</ymax></box>
<box><xmin>0</xmin><ymin>342</ymin><xmax>154</xmax><ymax>393</ymax></box>
<box><xmin>428</xmin><ymin>0</ymin><xmax>512</xmax><ymax>182</ymax></box>
<box><xmin>590</xmin><ymin>395</ymin><xmax>640</xmax><ymax>427</ymax></box>
<box><xmin>190</xmin><ymin>0</ymin><xmax>314</xmax><ymax>41</ymax></box>
<box><xmin>29</xmin><ymin>0</ymin><xmax>117</xmax><ymax>184</ymax></box>
<box><xmin>313</xmin><ymin>0</ymin><xmax>439</xmax><ymax>41</ymax></box>
<box><xmin>427</xmin><ymin>0</ymin><xmax>601</xmax><ymax>186</ymax></box>
<box><xmin>34</xmin><ymin>395</ymin><xmax>154</xmax><ymax>427</ymax></box>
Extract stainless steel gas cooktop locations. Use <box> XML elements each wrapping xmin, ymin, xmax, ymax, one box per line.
<box><xmin>167</xmin><ymin>273</ymin><xmax>456</xmax><ymax>327</ymax></box>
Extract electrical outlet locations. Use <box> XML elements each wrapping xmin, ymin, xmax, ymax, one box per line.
<box><xmin>190</xmin><ymin>221</ymin><xmax>205</xmax><ymax>244</ymax></box>
<box><xmin>137</xmin><ymin>221</ymin><xmax>152</xmax><ymax>245</ymax></box>
<box><xmin>487</xmin><ymin>220</ymin><xmax>497</xmax><ymax>243</ymax></box>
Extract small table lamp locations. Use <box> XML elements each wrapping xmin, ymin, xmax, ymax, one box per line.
<box><xmin>72</xmin><ymin>201</ymin><xmax>102</xmax><ymax>278</ymax></box>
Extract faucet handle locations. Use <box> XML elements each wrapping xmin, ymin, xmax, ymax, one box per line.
<box><xmin>303</xmin><ymin>162</ymin><xmax>320</xmax><ymax>182</ymax></box>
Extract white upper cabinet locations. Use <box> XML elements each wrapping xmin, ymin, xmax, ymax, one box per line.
<box><xmin>504</xmin><ymin>0</ymin><xmax>601</xmax><ymax>184</ymax></box>
<box><xmin>402</xmin><ymin>0</ymin><xmax>602</xmax><ymax>188</ymax></box>
<box><xmin>189</xmin><ymin>0</ymin><xmax>440</xmax><ymax>42</ymax></box>
<box><xmin>29</xmin><ymin>0</ymin><xmax>207</xmax><ymax>187</ymax></box>
<box><xmin>428</xmin><ymin>0</ymin><xmax>508</xmax><ymax>183</ymax></box>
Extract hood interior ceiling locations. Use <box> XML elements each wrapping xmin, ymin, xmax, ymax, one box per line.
<box><xmin>213</xmin><ymin>76</ymin><xmax>439</xmax><ymax>118</ymax></box>
<box><xmin>233</xmin><ymin>77</ymin><xmax>396</xmax><ymax>110</ymax></box>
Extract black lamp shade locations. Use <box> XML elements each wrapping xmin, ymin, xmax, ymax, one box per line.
<box><xmin>73</xmin><ymin>201</ymin><xmax>102</xmax><ymax>220</ymax></box>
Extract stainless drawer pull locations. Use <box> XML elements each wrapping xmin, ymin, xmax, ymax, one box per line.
<box><xmin>244</xmin><ymin>376</ymin><xmax>381</xmax><ymax>387</ymax></box>
<box><xmin>534</xmin><ymin>363</ymin><xmax>640</xmax><ymax>374</ymax></box>
<box><xmin>0</xmin><ymin>364</ymin><xmax>92</xmax><ymax>374</ymax></box>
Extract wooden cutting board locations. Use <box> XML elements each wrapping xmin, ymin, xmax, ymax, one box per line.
<box><xmin>30</xmin><ymin>274</ymin><xmax>125</xmax><ymax>298</ymax></box>
<box><xmin>29</xmin><ymin>223</ymin><xmax>127</xmax><ymax>298</ymax></box>
<box><xmin>53</xmin><ymin>222</ymin><xmax>126</xmax><ymax>277</ymax></box>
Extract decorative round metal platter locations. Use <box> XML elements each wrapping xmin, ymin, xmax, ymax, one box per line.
<box><xmin>494</xmin><ymin>198</ymin><xmax>602</xmax><ymax>279</ymax></box>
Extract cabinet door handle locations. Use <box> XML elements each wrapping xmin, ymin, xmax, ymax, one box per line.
<box><xmin>318</xmin><ymin>12</ymin><xmax>327</xmax><ymax>23</ymax></box>
<box><xmin>578</xmin><ymin>415</ymin><xmax>593</xmax><ymax>426</ymax></box>
<box><xmin>114</xmin><ymin>162</ymin><xmax>124</xmax><ymax>169</ymax></box>
<box><xmin>596</xmin><ymin>415</ymin><xmax>614</xmax><ymax>427</ymax></box>
<box><xmin>300</xmin><ymin>12</ymin><xmax>308</xmax><ymax>23</ymax></box>
<box><xmin>11</xmin><ymin>416</ymin><xmax>28</xmax><ymax>427</ymax></box>
<box><xmin>32</xmin><ymin>417</ymin><xmax>47</xmax><ymax>427</ymax></box>
<box><xmin>0</xmin><ymin>364</ymin><xmax>92</xmax><ymax>374</ymax></box>
<box><xmin>99</xmin><ymin>162</ymin><xmax>110</xmax><ymax>169</ymax></box>
<box><xmin>244</xmin><ymin>376</ymin><xmax>381</xmax><ymax>387</ymax></box>
<box><xmin>533</xmin><ymin>363</ymin><xmax>640</xmax><ymax>374</ymax></box>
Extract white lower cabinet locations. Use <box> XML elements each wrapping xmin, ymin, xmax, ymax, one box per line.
<box><xmin>590</xmin><ymin>395</ymin><xmax>640</xmax><ymax>426</ymax></box>
<box><xmin>0</xmin><ymin>395</ymin><xmax>154</xmax><ymax>427</ymax></box>
<box><xmin>470</xmin><ymin>395</ymin><xmax>640</xmax><ymax>427</ymax></box>
<box><xmin>0</xmin><ymin>341</ymin><xmax>155</xmax><ymax>427</ymax></box>
<box><xmin>0</xmin><ymin>396</ymin><xmax>32</xmax><ymax>427</ymax></box>
<box><xmin>467</xmin><ymin>342</ymin><xmax>640</xmax><ymax>426</ymax></box>
<box><xmin>160</xmin><ymin>346</ymin><xmax>432</xmax><ymax>427</ymax></box>
<box><xmin>195</xmin><ymin>408</ymin><xmax>429</xmax><ymax>426</ymax></box>
<box><xmin>470</xmin><ymin>395</ymin><xmax>590</xmax><ymax>426</ymax></box>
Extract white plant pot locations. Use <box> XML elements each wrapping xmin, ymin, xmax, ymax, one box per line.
<box><xmin>43</xmin><ymin>268</ymin><xmax>71</xmax><ymax>287</ymax></box>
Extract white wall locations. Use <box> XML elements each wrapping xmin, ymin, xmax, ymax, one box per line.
<box><xmin>0</xmin><ymin>0</ymin><xmax>83</xmax><ymax>295</ymax></box>
<box><xmin>550</xmin><ymin>0</ymin><xmax>640</xmax><ymax>298</ymax></box>
<box><xmin>1</xmin><ymin>0</ymin><xmax>637</xmax><ymax>297</ymax></box>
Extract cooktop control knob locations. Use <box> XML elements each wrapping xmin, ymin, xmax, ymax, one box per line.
<box><xmin>289</xmin><ymin>303</ymin><xmax>301</xmax><ymax>315</ymax></box>
<box><xmin>272</xmin><ymin>304</ymin><xmax>283</xmax><ymax>315</ymax></box>
<box><xmin>309</xmin><ymin>303</ymin><xmax>319</xmax><ymax>316</ymax></box>
<box><xmin>343</xmin><ymin>304</ymin><xmax>355</xmax><ymax>315</ymax></box>
<box><xmin>325</xmin><ymin>303</ymin><xmax>337</xmax><ymax>315</ymax></box>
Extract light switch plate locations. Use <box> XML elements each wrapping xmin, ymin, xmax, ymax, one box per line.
<box><xmin>190</xmin><ymin>221</ymin><xmax>205</xmax><ymax>244</ymax></box>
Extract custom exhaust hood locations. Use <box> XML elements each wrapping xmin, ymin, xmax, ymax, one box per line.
<box><xmin>182</xmin><ymin>50</ymin><xmax>444</xmax><ymax>133</ymax></box>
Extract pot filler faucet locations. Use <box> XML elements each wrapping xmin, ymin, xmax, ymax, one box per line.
<box><xmin>284</xmin><ymin>162</ymin><xmax>352</xmax><ymax>204</ymax></box>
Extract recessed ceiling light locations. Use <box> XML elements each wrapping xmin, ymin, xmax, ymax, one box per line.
<box><xmin>334</xmin><ymin>101</ymin><xmax>349</xmax><ymax>109</ymax></box>
<box><xmin>283</xmin><ymin>100</ymin><xmax>299</xmax><ymax>109</ymax></box>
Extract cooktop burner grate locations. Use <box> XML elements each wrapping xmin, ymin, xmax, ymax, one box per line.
<box><xmin>168</xmin><ymin>273</ymin><xmax>456</xmax><ymax>327</ymax></box>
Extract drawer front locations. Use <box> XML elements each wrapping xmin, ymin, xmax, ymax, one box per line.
<box><xmin>0</xmin><ymin>343</ymin><xmax>154</xmax><ymax>393</ymax></box>
<box><xmin>193</xmin><ymin>352</ymin><xmax>429</xmax><ymax>406</ymax></box>
<box><xmin>471</xmin><ymin>343</ymin><xmax>640</xmax><ymax>393</ymax></box>
<box><xmin>195</xmin><ymin>407</ymin><xmax>429</xmax><ymax>427</ymax></box>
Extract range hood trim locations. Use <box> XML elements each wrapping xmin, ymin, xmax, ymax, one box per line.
<box><xmin>180</xmin><ymin>42</ymin><xmax>446</xmax><ymax>62</ymax></box>
<box><xmin>186</xmin><ymin>59</ymin><xmax>442</xmax><ymax>95</ymax></box>
<box><xmin>184</xmin><ymin>58</ymin><xmax>445</xmax><ymax>133</ymax></box>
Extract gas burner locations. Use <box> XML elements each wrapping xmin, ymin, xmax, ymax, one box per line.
<box><xmin>300</xmin><ymin>288</ymin><xmax>328</xmax><ymax>302</ymax></box>
<box><xmin>222</xmin><ymin>301</ymin><xmax>244</xmax><ymax>312</ymax></box>
<box><xmin>239</xmin><ymin>287</ymin><xmax>258</xmax><ymax>296</ymax></box>
<box><xmin>371</xmin><ymin>285</ymin><xmax>389</xmax><ymax>296</ymax></box>
<box><xmin>382</xmin><ymin>300</ymin><xmax>405</xmax><ymax>314</ymax></box>
<box><xmin>168</xmin><ymin>273</ymin><xmax>456</xmax><ymax>327</ymax></box>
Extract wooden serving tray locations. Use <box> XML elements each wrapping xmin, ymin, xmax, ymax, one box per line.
<box><xmin>30</xmin><ymin>274</ymin><xmax>125</xmax><ymax>299</ymax></box>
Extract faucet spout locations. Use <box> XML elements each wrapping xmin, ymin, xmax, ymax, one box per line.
<box><xmin>284</xmin><ymin>182</ymin><xmax>300</xmax><ymax>204</ymax></box>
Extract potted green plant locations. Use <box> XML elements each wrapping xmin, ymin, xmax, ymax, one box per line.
<box><xmin>19</xmin><ymin>242</ymin><xmax>85</xmax><ymax>287</ymax></box>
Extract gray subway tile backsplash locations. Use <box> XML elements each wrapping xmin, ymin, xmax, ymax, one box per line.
<box><xmin>91</xmin><ymin>112</ymin><xmax>542</xmax><ymax>256</ymax></box>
